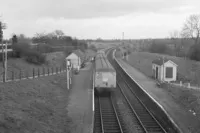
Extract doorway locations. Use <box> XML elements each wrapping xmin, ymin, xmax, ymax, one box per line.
<box><xmin>155</xmin><ymin>67</ymin><xmax>158</xmax><ymax>79</ymax></box>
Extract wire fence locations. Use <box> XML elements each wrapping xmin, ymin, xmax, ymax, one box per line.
<box><xmin>0</xmin><ymin>66</ymin><xmax>67</xmax><ymax>83</ymax></box>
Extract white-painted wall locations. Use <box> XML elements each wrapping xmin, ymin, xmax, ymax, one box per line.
<box><xmin>66</xmin><ymin>53</ymin><xmax>81</xmax><ymax>70</ymax></box>
<box><xmin>152</xmin><ymin>61</ymin><xmax>177</xmax><ymax>82</ymax></box>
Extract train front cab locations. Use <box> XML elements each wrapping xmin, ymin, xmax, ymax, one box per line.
<box><xmin>94</xmin><ymin>71</ymin><xmax>116</xmax><ymax>95</ymax></box>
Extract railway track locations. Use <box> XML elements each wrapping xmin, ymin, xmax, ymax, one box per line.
<box><xmin>105</xmin><ymin>49</ymin><xmax>179</xmax><ymax>132</ymax></box>
<box><xmin>93</xmin><ymin>93</ymin><xmax>124</xmax><ymax>133</ymax></box>
<box><xmin>117</xmin><ymin>72</ymin><xmax>166</xmax><ymax>133</ymax></box>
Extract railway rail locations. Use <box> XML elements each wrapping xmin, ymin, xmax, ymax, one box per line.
<box><xmin>106</xmin><ymin>49</ymin><xmax>180</xmax><ymax>133</ymax></box>
<box><xmin>93</xmin><ymin>93</ymin><xmax>124</xmax><ymax>133</ymax></box>
<box><xmin>117</xmin><ymin>74</ymin><xmax>166</xmax><ymax>133</ymax></box>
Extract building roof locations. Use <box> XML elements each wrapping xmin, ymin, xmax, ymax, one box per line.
<box><xmin>73</xmin><ymin>49</ymin><xmax>85</xmax><ymax>61</ymax></box>
<box><xmin>152</xmin><ymin>58</ymin><xmax>177</xmax><ymax>66</ymax></box>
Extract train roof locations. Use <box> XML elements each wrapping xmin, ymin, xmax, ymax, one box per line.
<box><xmin>95</xmin><ymin>52</ymin><xmax>115</xmax><ymax>72</ymax></box>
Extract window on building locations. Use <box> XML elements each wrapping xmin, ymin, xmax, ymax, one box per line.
<box><xmin>165</xmin><ymin>67</ymin><xmax>173</xmax><ymax>78</ymax></box>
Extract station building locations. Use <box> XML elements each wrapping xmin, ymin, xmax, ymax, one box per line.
<box><xmin>66</xmin><ymin>49</ymin><xmax>85</xmax><ymax>71</ymax></box>
<box><xmin>152</xmin><ymin>58</ymin><xmax>177</xmax><ymax>82</ymax></box>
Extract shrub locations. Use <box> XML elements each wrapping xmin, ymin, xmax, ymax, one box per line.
<box><xmin>149</xmin><ymin>43</ymin><xmax>174</xmax><ymax>55</ymax></box>
<box><xmin>12</xmin><ymin>42</ymin><xmax>46</xmax><ymax>64</ymax></box>
<box><xmin>36</xmin><ymin>44</ymin><xmax>53</xmax><ymax>53</ymax></box>
<box><xmin>12</xmin><ymin>42</ymin><xmax>31</xmax><ymax>58</ymax></box>
<box><xmin>188</xmin><ymin>44</ymin><xmax>200</xmax><ymax>61</ymax></box>
<box><xmin>25</xmin><ymin>50</ymin><xmax>46</xmax><ymax>65</ymax></box>
<box><xmin>63</xmin><ymin>46</ymin><xmax>74</xmax><ymax>57</ymax></box>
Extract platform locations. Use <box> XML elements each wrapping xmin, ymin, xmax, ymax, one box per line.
<box><xmin>116</xmin><ymin>58</ymin><xmax>200</xmax><ymax>133</ymax></box>
<box><xmin>67</xmin><ymin>62</ymin><xmax>94</xmax><ymax>133</ymax></box>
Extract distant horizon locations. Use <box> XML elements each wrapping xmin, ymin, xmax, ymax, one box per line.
<box><xmin>1</xmin><ymin>0</ymin><xmax>200</xmax><ymax>40</ymax></box>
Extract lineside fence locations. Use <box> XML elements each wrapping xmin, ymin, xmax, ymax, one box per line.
<box><xmin>0</xmin><ymin>65</ymin><xmax>67</xmax><ymax>83</ymax></box>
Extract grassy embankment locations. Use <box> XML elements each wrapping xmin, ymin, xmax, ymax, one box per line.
<box><xmin>0</xmin><ymin>73</ymin><xmax>71</xmax><ymax>133</ymax></box>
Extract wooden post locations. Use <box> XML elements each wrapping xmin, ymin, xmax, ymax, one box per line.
<box><xmin>180</xmin><ymin>81</ymin><xmax>182</xmax><ymax>86</ymax></box>
<box><xmin>188</xmin><ymin>83</ymin><xmax>190</xmax><ymax>88</ymax></box>
<box><xmin>33</xmin><ymin>68</ymin><xmax>35</xmax><ymax>78</ymax></box>
<box><xmin>12</xmin><ymin>70</ymin><xmax>14</xmax><ymax>81</ymax></box>
<box><xmin>26</xmin><ymin>70</ymin><xmax>29</xmax><ymax>79</ymax></box>
<box><xmin>19</xmin><ymin>69</ymin><xmax>22</xmax><ymax>80</ymax></box>
<box><xmin>60</xmin><ymin>66</ymin><xmax>61</xmax><ymax>73</ymax></box>
<box><xmin>56</xmin><ymin>67</ymin><xmax>58</xmax><ymax>74</ymax></box>
<box><xmin>43</xmin><ymin>67</ymin><xmax>45</xmax><ymax>76</ymax></box>
<box><xmin>52</xmin><ymin>67</ymin><xmax>53</xmax><ymax>74</ymax></box>
<box><xmin>38</xmin><ymin>68</ymin><xmax>40</xmax><ymax>77</ymax></box>
<box><xmin>48</xmin><ymin>68</ymin><xmax>49</xmax><ymax>76</ymax></box>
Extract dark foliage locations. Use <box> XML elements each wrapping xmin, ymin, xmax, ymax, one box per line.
<box><xmin>188</xmin><ymin>44</ymin><xmax>200</xmax><ymax>61</ymax></box>
<box><xmin>149</xmin><ymin>43</ymin><xmax>174</xmax><ymax>55</ymax></box>
<box><xmin>63</xmin><ymin>46</ymin><xmax>74</xmax><ymax>57</ymax></box>
<box><xmin>88</xmin><ymin>45</ymin><xmax>97</xmax><ymax>52</ymax></box>
<box><xmin>12</xmin><ymin>34</ymin><xmax>18</xmax><ymax>44</ymax></box>
<box><xmin>12</xmin><ymin>42</ymin><xmax>46</xmax><ymax>64</ymax></box>
<box><xmin>25</xmin><ymin>50</ymin><xmax>46</xmax><ymax>65</ymax></box>
<box><xmin>12</xmin><ymin>42</ymin><xmax>30</xmax><ymax>58</ymax></box>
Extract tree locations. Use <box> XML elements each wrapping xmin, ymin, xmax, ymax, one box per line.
<box><xmin>181</xmin><ymin>14</ymin><xmax>200</xmax><ymax>45</ymax></box>
<box><xmin>169</xmin><ymin>30</ymin><xmax>180</xmax><ymax>40</ymax></box>
<box><xmin>54</xmin><ymin>30</ymin><xmax>65</xmax><ymax>38</ymax></box>
<box><xmin>12</xmin><ymin>34</ymin><xmax>18</xmax><ymax>44</ymax></box>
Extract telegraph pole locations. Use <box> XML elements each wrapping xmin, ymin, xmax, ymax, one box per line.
<box><xmin>162</xmin><ymin>56</ymin><xmax>165</xmax><ymax>82</ymax></box>
<box><xmin>0</xmin><ymin>21</ymin><xmax>6</xmax><ymax>82</ymax></box>
<box><xmin>122</xmin><ymin>32</ymin><xmax>124</xmax><ymax>45</ymax></box>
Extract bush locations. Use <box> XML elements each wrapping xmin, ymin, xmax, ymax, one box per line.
<box><xmin>25</xmin><ymin>50</ymin><xmax>46</xmax><ymax>65</ymax></box>
<box><xmin>12</xmin><ymin>42</ymin><xmax>31</xmax><ymax>58</ymax></box>
<box><xmin>63</xmin><ymin>46</ymin><xmax>74</xmax><ymax>57</ymax></box>
<box><xmin>36</xmin><ymin>44</ymin><xmax>53</xmax><ymax>53</ymax></box>
<box><xmin>149</xmin><ymin>43</ymin><xmax>174</xmax><ymax>55</ymax></box>
<box><xmin>188</xmin><ymin>44</ymin><xmax>200</xmax><ymax>61</ymax></box>
<box><xmin>12</xmin><ymin>42</ymin><xmax>46</xmax><ymax>64</ymax></box>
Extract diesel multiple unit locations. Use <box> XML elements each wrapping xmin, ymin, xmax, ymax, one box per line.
<box><xmin>94</xmin><ymin>51</ymin><xmax>116</xmax><ymax>92</ymax></box>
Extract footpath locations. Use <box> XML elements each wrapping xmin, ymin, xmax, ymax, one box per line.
<box><xmin>116</xmin><ymin>58</ymin><xmax>200</xmax><ymax>133</ymax></box>
<box><xmin>67</xmin><ymin>62</ymin><xmax>93</xmax><ymax>133</ymax></box>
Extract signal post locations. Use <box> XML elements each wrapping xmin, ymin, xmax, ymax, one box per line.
<box><xmin>66</xmin><ymin>59</ymin><xmax>72</xmax><ymax>89</ymax></box>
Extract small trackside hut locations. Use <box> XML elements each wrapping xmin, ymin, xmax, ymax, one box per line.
<box><xmin>152</xmin><ymin>58</ymin><xmax>177</xmax><ymax>82</ymax></box>
<box><xmin>66</xmin><ymin>49</ymin><xmax>85</xmax><ymax>74</ymax></box>
<box><xmin>94</xmin><ymin>51</ymin><xmax>116</xmax><ymax>93</ymax></box>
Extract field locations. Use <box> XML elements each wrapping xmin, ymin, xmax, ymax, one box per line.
<box><xmin>0</xmin><ymin>73</ymin><xmax>71</xmax><ymax>133</ymax></box>
<box><xmin>124</xmin><ymin>52</ymin><xmax>200</xmax><ymax>85</ymax></box>
<box><xmin>88</xmin><ymin>40</ymin><xmax>121</xmax><ymax>49</ymax></box>
<box><xmin>0</xmin><ymin>52</ymin><xmax>66</xmax><ymax>81</ymax></box>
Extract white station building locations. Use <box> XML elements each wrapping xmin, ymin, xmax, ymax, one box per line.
<box><xmin>66</xmin><ymin>49</ymin><xmax>85</xmax><ymax>71</ymax></box>
<box><xmin>152</xmin><ymin>58</ymin><xmax>177</xmax><ymax>82</ymax></box>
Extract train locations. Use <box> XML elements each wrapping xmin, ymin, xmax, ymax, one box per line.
<box><xmin>94</xmin><ymin>50</ymin><xmax>116</xmax><ymax>93</ymax></box>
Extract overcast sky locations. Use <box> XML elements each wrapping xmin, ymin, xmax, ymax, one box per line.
<box><xmin>1</xmin><ymin>0</ymin><xmax>200</xmax><ymax>39</ymax></box>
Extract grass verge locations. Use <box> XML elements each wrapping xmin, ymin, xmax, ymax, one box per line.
<box><xmin>0</xmin><ymin>73</ymin><xmax>71</xmax><ymax>133</ymax></box>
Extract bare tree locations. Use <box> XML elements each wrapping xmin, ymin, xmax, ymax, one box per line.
<box><xmin>54</xmin><ymin>30</ymin><xmax>65</xmax><ymax>38</ymax></box>
<box><xmin>181</xmin><ymin>14</ymin><xmax>200</xmax><ymax>45</ymax></box>
<box><xmin>170</xmin><ymin>30</ymin><xmax>180</xmax><ymax>40</ymax></box>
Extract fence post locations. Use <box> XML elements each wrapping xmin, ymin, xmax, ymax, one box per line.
<box><xmin>43</xmin><ymin>67</ymin><xmax>45</xmax><ymax>76</ymax></box>
<box><xmin>188</xmin><ymin>83</ymin><xmax>190</xmax><ymax>88</ymax></box>
<box><xmin>19</xmin><ymin>69</ymin><xmax>22</xmax><ymax>80</ymax></box>
<box><xmin>48</xmin><ymin>68</ymin><xmax>49</xmax><ymax>76</ymax></box>
<box><xmin>12</xmin><ymin>70</ymin><xmax>14</xmax><ymax>81</ymax></box>
<box><xmin>52</xmin><ymin>67</ymin><xmax>54</xmax><ymax>75</ymax></box>
<box><xmin>38</xmin><ymin>68</ymin><xmax>40</xmax><ymax>77</ymax></box>
<box><xmin>26</xmin><ymin>70</ymin><xmax>29</xmax><ymax>79</ymax></box>
<box><xmin>33</xmin><ymin>68</ymin><xmax>35</xmax><ymax>78</ymax></box>
<box><xmin>56</xmin><ymin>67</ymin><xmax>58</xmax><ymax>74</ymax></box>
<box><xmin>60</xmin><ymin>66</ymin><xmax>61</xmax><ymax>73</ymax></box>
